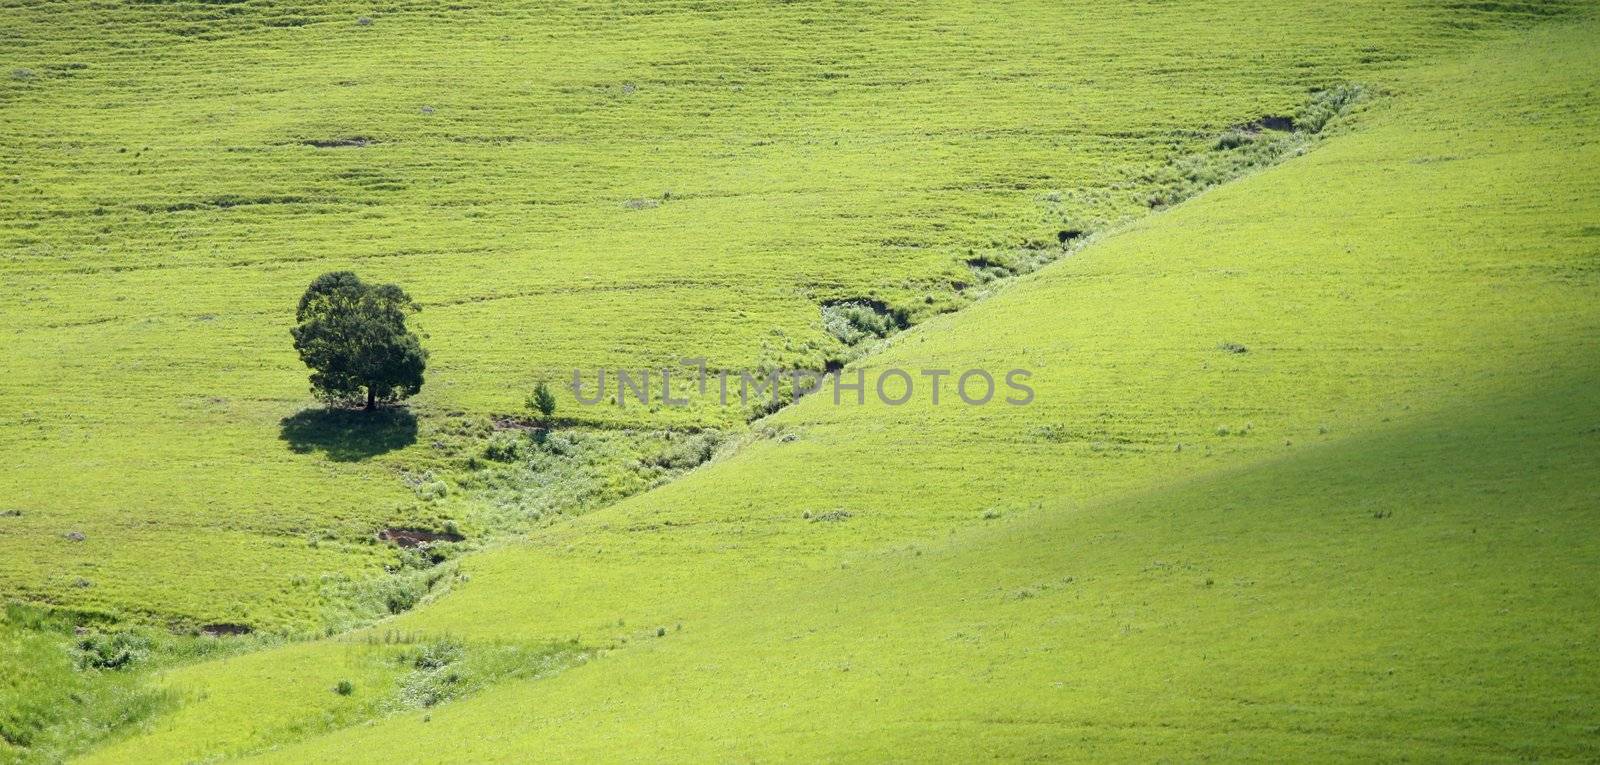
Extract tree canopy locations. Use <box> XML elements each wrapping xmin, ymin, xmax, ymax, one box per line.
<box><xmin>527</xmin><ymin>380</ymin><xmax>557</xmax><ymax>422</ymax></box>
<box><xmin>290</xmin><ymin>271</ymin><xmax>427</xmax><ymax>410</ymax></box>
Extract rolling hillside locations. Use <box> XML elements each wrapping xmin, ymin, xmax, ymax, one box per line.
<box><xmin>0</xmin><ymin>0</ymin><xmax>1578</xmax><ymax>633</ymax></box>
<box><xmin>64</xmin><ymin>8</ymin><xmax>1600</xmax><ymax>762</ymax></box>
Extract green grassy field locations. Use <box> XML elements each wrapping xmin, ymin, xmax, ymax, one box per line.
<box><xmin>1</xmin><ymin>0</ymin><xmax>1575</xmax><ymax>632</ymax></box>
<box><xmin>3</xmin><ymin>0</ymin><xmax>1598</xmax><ymax>761</ymax></box>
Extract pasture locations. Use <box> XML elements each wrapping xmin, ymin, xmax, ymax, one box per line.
<box><xmin>2</xmin><ymin>1</ymin><xmax>1597</xmax><ymax>761</ymax></box>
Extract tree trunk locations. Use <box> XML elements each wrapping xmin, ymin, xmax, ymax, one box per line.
<box><xmin>365</xmin><ymin>385</ymin><xmax>376</xmax><ymax>411</ymax></box>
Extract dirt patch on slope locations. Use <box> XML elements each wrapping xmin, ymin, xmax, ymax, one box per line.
<box><xmin>379</xmin><ymin>528</ymin><xmax>465</xmax><ymax>548</ymax></box>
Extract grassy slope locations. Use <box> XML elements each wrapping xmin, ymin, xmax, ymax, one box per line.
<box><xmin>257</xmin><ymin>383</ymin><xmax>1600</xmax><ymax>762</ymax></box>
<box><xmin>87</xmin><ymin>12</ymin><xmax>1600</xmax><ymax>763</ymax></box>
<box><xmin>0</xmin><ymin>0</ymin><xmax>1568</xmax><ymax>629</ymax></box>
<box><xmin>0</xmin><ymin>607</ymin><xmax>172</xmax><ymax>763</ymax></box>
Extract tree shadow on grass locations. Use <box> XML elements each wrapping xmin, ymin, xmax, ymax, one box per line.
<box><xmin>278</xmin><ymin>407</ymin><xmax>418</xmax><ymax>462</ymax></box>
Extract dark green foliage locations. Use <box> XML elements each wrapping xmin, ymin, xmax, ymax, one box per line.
<box><xmin>645</xmin><ymin>431</ymin><xmax>725</xmax><ymax>471</ymax></box>
<box><xmin>411</xmin><ymin>639</ymin><xmax>464</xmax><ymax>671</ymax></box>
<box><xmin>73</xmin><ymin>630</ymin><xmax>152</xmax><ymax>670</ymax></box>
<box><xmin>526</xmin><ymin>381</ymin><xmax>557</xmax><ymax>422</ymax></box>
<box><xmin>333</xmin><ymin>679</ymin><xmax>355</xmax><ymax>696</ymax></box>
<box><xmin>482</xmin><ymin>432</ymin><xmax>524</xmax><ymax>463</ymax></box>
<box><xmin>1295</xmin><ymin>84</ymin><xmax>1367</xmax><ymax>134</ymax></box>
<box><xmin>821</xmin><ymin>300</ymin><xmax>909</xmax><ymax>345</ymax></box>
<box><xmin>290</xmin><ymin>271</ymin><xmax>427</xmax><ymax>410</ymax></box>
<box><xmin>1214</xmin><ymin>129</ymin><xmax>1254</xmax><ymax>150</ymax></box>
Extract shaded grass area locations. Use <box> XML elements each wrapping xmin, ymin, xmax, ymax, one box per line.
<box><xmin>277</xmin><ymin>407</ymin><xmax>419</xmax><ymax>462</ymax></box>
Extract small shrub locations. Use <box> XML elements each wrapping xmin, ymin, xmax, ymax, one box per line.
<box><xmin>384</xmin><ymin>585</ymin><xmax>421</xmax><ymax>614</ymax></box>
<box><xmin>646</xmin><ymin>431</ymin><xmax>724</xmax><ymax>471</ymax></box>
<box><xmin>483</xmin><ymin>432</ymin><xmax>523</xmax><ymax>462</ymax></box>
<box><xmin>333</xmin><ymin>570</ymin><xmax>437</xmax><ymax>619</ymax></box>
<box><xmin>413</xmin><ymin>639</ymin><xmax>464</xmax><ymax>670</ymax></box>
<box><xmin>821</xmin><ymin>301</ymin><xmax>907</xmax><ymax>345</ymax></box>
<box><xmin>526</xmin><ymin>381</ymin><xmax>557</xmax><ymax>422</ymax></box>
<box><xmin>75</xmin><ymin>631</ymin><xmax>152</xmax><ymax>671</ymax></box>
<box><xmin>417</xmin><ymin>480</ymin><xmax>449</xmax><ymax>501</ymax></box>
<box><xmin>966</xmin><ymin>257</ymin><xmax>1014</xmax><ymax>284</ymax></box>
<box><xmin>1214</xmin><ymin>130</ymin><xmax>1254</xmax><ymax>150</ymax></box>
<box><xmin>334</xmin><ymin>679</ymin><xmax>354</xmax><ymax>696</ymax></box>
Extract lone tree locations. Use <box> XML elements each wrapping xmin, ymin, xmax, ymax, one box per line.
<box><xmin>526</xmin><ymin>380</ymin><xmax>557</xmax><ymax>424</ymax></box>
<box><xmin>291</xmin><ymin>271</ymin><xmax>427</xmax><ymax>410</ymax></box>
